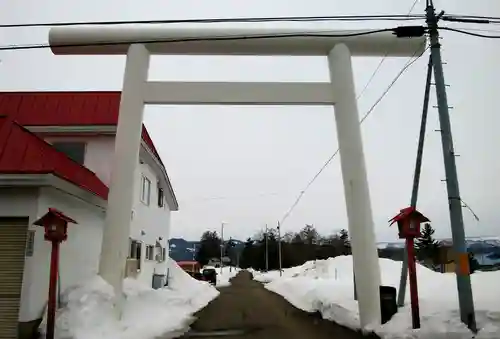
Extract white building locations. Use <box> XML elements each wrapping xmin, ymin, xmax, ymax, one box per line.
<box><xmin>0</xmin><ymin>91</ymin><xmax>178</xmax><ymax>339</ymax></box>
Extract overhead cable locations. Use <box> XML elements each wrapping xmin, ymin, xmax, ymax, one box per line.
<box><xmin>279</xmin><ymin>44</ymin><xmax>429</xmax><ymax>226</ymax></box>
<box><xmin>439</xmin><ymin>26</ymin><xmax>500</xmax><ymax>38</ymax></box>
<box><xmin>356</xmin><ymin>0</ymin><xmax>421</xmax><ymax>100</ymax></box>
<box><xmin>0</xmin><ymin>28</ymin><xmax>399</xmax><ymax>52</ymax></box>
<box><xmin>0</xmin><ymin>14</ymin><xmax>425</xmax><ymax>29</ymax></box>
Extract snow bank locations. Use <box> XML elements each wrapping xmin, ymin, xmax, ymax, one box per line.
<box><xmin>254</xmin><ymin>256</ymin><xmax>500</xmax><ymax>339</ymax></box>
<box><xmin>216</xmin><ymin>266</ymin><xmax>240</xmax><ymax>287</ymax></box>
<box><xmin>46</xmin><ymin>259</ymin><xmax>219</xmax><ymax>339</ymax></box>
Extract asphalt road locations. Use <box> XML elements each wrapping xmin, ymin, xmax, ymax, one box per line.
<box><xmin>177</xmin><ymin>271</ymin><xmax>379</xmax><ymax>339</ymax></box>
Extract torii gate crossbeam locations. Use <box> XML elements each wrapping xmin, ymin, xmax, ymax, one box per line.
<box><xmin>49</xmin><ymin>26</ymin><xmax>424</xmax><ymax>328</ymax></box>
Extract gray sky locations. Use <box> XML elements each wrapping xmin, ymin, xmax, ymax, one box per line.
<box><xmin>1</xmin><ymin>0</ymin><xmax>499</xmax><ymax>241</ymax></box>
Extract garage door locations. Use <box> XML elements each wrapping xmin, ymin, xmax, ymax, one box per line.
<box><xmin>0</xmin><ymin>218</ymin><xmax>29</xmax><ymax>339</ymax></box>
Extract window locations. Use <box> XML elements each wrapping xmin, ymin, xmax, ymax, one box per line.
<box><xmin>128</xmin><ymin>239</ymin><xmax>142</xmax><ymax>270</ymax></box>
<box><xmin>140</xmin><ymin>175</ymin><xmax>151</xmax><ymax>205</ymax></box>
<box><xmin>145</xmin><ymin>245</ymin><xmax>155</xmax><ymax>260</ymax></box>
<box><xmin>157</xmin><ymin>184</ymin><xmax>165</xmax><ymax>208</ymax></box>
<box><xmin>25</xmin><ymin>230</ymin><xmax>35</xmax><ymax>257</ymax></box>
<box><xmin>155</xmin><ymin>241</ymin><xmax>163</xmax><ymax>262</ymax></box>
<box><xmin>52</xmin><ymin>142</ymin><xmax>86</xmax><ymax>165</ymax></box>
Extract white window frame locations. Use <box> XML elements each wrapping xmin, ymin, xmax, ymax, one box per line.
<box><xmin>128</xmin><ymin>239</ymin><xmax>142</xmax><ymax>270</ymax></box>
<box><xmin>140</xmin><ymin>175</ymin><xmax>151</xmax><ymax>205</ymax></box>
<box><xmin>157</xmin><ymin>183</ymin><xmax>165</xmax><ymax>208</ymax></box>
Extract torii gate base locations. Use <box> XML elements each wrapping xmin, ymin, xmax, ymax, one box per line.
<box><xmin>49</xmin><ymin>26</ymin><xmax>424</xmax><ymax>328</ymax></box>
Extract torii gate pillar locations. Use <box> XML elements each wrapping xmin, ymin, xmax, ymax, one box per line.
<box><xmin>49</xmin><ymin>26</ymin><xmax>424</xmax><ymax>327</ymax></box>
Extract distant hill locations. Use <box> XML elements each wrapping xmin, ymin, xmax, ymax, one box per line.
<box><xmin>168</xmin><ymin>238</ymin><xmax>245</xmax><ymax>262</ymax></box>
<box><xmin>377</xmin><ymin>237</ymin><xmax>500</xmax><ymax>250</ymax></box>
<box><xmin>168</xmin><ymin>238</ymin><xmax>199</xmax><ymax>261</ymax></box>
<box><xmin>377</xmin><ymin>237</ymin><xmax>500</xmax><ymax>266</ymax></box>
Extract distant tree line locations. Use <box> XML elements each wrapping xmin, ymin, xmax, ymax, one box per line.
<box><xmin>195</xmin><ymin>231</ymin><xmax>241</xmax><ymax>267</ymax></box>
<box><xmin>194</xmin><ymin>223</ymin><xmax>482</xmax><ymax>273</ymax></box>
<box><xmin>195</xmin><ymin>225</ymin><xmax>353</xmax><ymax>271</ymax></box>
<box><xmin>238</xmin><ymin>225</ymin><xmax>354</xmax><ymax>270</ymax></box>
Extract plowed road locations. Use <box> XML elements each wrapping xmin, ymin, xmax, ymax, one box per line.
<box><xmin>175</xmin><ymin>271</ymin><xmax>379</xmax><ymax>339</ymax></box>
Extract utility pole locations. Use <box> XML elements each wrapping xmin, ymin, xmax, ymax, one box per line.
<box><xmin>220</xmin><ymin>222</ymin><xmax>225</xmax><ymax>274</ymax></box>
<box><xmin>265</xmin><ymin>224</ymin><xmax>269</xmax><ymax>272</ymax></box>
<box><xmin>426</xmin><ymin>0</ymin><xmax>476</xmax><ymax>331</ymax></box>
<box><xmin>192</xmin><ymin>243</ymin><xmax>197</xmax><ymax>272</ymax></box>
<box><xmin>277</xmin><ymin>221</ymin><xmax>282</xmax><ymax>276</ymax></box>
<box><xmin>229</xmin><ymin>237</ymin><xmax>233</xmax><ymax>272</ymax></box>
<box><xmin>397</xmin><ymin>54</ymin><xmax>433</xmax><ymax>307</ymax></box>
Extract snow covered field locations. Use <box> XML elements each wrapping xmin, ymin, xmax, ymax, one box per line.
<box><xmin>45</xmin><ymin>259</ymin><xmax>219</xmax><ymax>339</ymax></box>
<box><xmin>252</xmin><ymin>256</ymin><xmax>500</xmax><ymax>339</ymax></box>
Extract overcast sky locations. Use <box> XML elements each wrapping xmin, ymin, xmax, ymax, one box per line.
<box><xmin>1</xmin><ymin>0</ymin><xmax>499</xmax><ymax>242</ymax></box>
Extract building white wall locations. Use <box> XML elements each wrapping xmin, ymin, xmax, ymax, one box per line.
<box><xmin>0</xmin><ymin>188</ymin><xmax>39</xmax><ymax>322</ymax></box>
<box><xmin>21</xmin><ymin>187</ymin><xmax>105</xmax><ymax>322</ymax></box>
<box><xmin>83</xmin><ymin>136</ymin><xmax>116</xmax><ymax>186</ymax></box>
<box><xmin>130</xmin><ymin>161</ymin><xmax>171</xmax><ymax>286</ymax></box>
<box><xmin>43</xmin><ymin>133</ymin><xmax>173</xmax><ymax>286</ymax></box>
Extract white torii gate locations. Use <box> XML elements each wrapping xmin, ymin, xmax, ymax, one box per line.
<box><xmin>49</xmin><ymin>26</ymin><xmax>424</xmax><ymax>327</ymax></box>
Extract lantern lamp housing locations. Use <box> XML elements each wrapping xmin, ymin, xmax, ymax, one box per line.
<box><xmin>34</xmin><ymin>208</ymin><xmax>78</xmax><ymax>242</ymax></box>
<box><xmin>389</xmin><ymin>207</ymin><xmax>429</xmax><ymax>239</ymax></box>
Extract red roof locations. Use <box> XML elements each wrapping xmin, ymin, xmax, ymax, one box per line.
<box><xmin>177</xmin><ymin>261</ymin><xmax>199</xmax><ymax>265</ymax></box>
<box><xmin>0</xmin><ymin>91</ymin><xmax>163</xmax><ymax>165</ymax></box>
<box><xmin>0</xmin><ymin>116</ymin><xmax>109</xmax><ymax>199</ymax></box>
<box><xmin>177</xmin><ymin>261</ymin><xmax>199</xmax><ymax>268</ymax></box>
<box><xmin>33</xmin><ymin>208</ymin><xmax>78</xmax><ymax>226</ymax></box>
<box><xmin>389</xmin><ymin>207</ymin><xmax>430</xmax><ymax>225</ymax></box>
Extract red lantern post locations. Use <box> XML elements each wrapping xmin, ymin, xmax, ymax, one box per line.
<box><xmin>34</xmin><ymin>208</ymin><xmax>77</xmax><ymax>339</ymax></box>
<box><xmin>389</xmin><ymin>207</ymin><xmax>429</xmax><ymax>329</ymax></box>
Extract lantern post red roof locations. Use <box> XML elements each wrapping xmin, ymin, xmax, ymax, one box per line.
<box><xmin>389</xmin><ymin>206</ymin><xmax>430</xmax><ymax>226</ymax></box>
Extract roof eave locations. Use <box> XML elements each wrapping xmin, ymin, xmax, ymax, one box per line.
<box><xmin>25</xmin><ymin>125</ymin><xmax>117</xmax><ymax>134</ymax></box>
<box><xmin>0</xmin><ymin>173</ymin><xmax>50</xmax><ymax>187</ymax></box>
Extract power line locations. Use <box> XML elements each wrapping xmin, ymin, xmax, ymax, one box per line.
<box><xmin>442</xmin><ymin>16</ymin><xmax>495</xmax><ymax>25</ymax></box>
<box><xmin>0</xmin><ymin>24</ymin><xmax>496</xmax><ymax>56</ymax></box>
<box><xmin>449</xmin><ymin>27</ymin><xmax>500</xmax><ymax>34</ymax></box>
<box><xmin>446</xmin><ymin>14</ymin><xmax>500</xmax><ymax>21</ymax></box>
<box><xmin>0</xmin><ymin>14</ymin><xmax>426</xmax><ymax>29</ymax></box>
<box><xmin>407</xmin><ymin>0</ymin><xmax>421</xmax><ymax>15</ymax></box>
<box><xmin>178</xmin><ymin>191</ymin><xmax>284</xmax><ymax>204</ymax></box>
<box><xmin>2</xmin><ymin>26</ymin><xmax>495</xmax><ymax>54</ymax></box>
<box><xmin>461</xmin><ymin>199</ymin><xmax>480</xmax><ymax>222</ymax></box>
<box><xmin>277</xmin><ymin>12</ymin><xmax>500</xmax><ymax>228</ymax></box>
<box><xmin>356</xmin><ymin>0</ymin><xmax>421</xmax><ymax>100</ymax></box>
<box><xmin>0</xmin><ymin>28</ymin><xmax>403</xmax><ymax>52</ymax></box>
<box><xmin>5</xmin><ymin>12</ymin><xmax>500</xmax><ymax>30</ymax></box>
<box><xmin>279</xmin><ymin>44</ymin><xmax>428</xmax><ymax>226</ymax></box>
<box><xmin>443</xmin><ymin>14</ymin><xmax>500</xmax><ymax>24</ymax></box>
<box><xmin>440</xmin><ymin>26</ymin><xmax>500</xmax><ymax>38</ymax></box>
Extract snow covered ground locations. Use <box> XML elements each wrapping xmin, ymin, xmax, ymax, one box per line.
<box><xmin>44</xmin><ymin>259</ymin><xmax>219</xmax><ymax>339</ymax></box>
<box><xmin>252</xmin><ymin>256</ymin><xmax>500</xmax><ymax>339</ymax></box>
<box><xmin>216</xmin><ymin>266</ymin><xmax>240</xmax><ymax>287</ymax></box>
